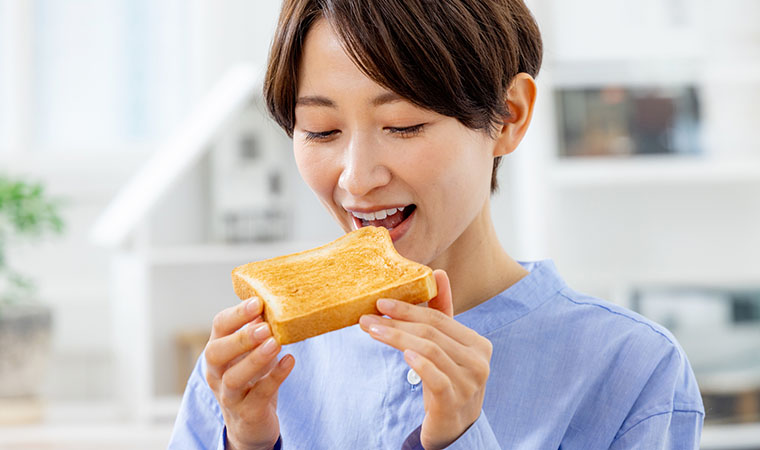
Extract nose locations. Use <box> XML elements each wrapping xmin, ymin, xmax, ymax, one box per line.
<box><xmin>337</xmin><ymin>135</ymin><xmax>391</xmax><ymax>197</ymax></box>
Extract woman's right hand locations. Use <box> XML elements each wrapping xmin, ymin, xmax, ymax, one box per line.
<box><xmin>205</xmin><ymin>297</ymin><xmax>295</xmax><ymax>450</ymax></box>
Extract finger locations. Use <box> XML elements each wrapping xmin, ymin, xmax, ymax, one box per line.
<box><xmin>205</xmin><ymin>321</ymin><xmax>272</xmax><ymax>377</ymax></box>
<box><xmin>359</xmin><ymin>314</ymin><xmax>479</xmax><ymax>368</ymax></box>
<box><xmin>361</xmin><ymin>319</ymin><xmax>460</xmax><ymax>377</ymax></box>
<box><xmin>210</xmin><ymin>297</ymin><xmax>263</xmax><ymax>339</ymax></box>
<box><xmin>404</xmin><ymin>349</ymin><xmax>453</xmax><ymax>398</ymax></box>
<box><xmin>247</xmin><ymin>354</ymin><xmax>296</xmax><ymax>400</ymax></box>
<box><xmin>220</xmin><ymin>337</ymin><xmax>282</xmax><ymax>401</ymax></box>
<box><xmin>214</xmin><ymin>316</ymin><xmax>264</xmax><ymax>371</ymax></box>
<box><xmin>375</xmin><ymin>297</ymin><xmax>481</xmax><ymax>347</ymax></box>
<box><xmin>427</xmin><ymin>270</ymin><xmax>453</xmax><ymax>317</ymax></box>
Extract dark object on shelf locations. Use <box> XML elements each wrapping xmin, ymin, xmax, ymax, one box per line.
<box><xmin>555</xmin><ymin>86</ymin><xmax>701</xmax><ymax>157</ymax></box>
<box><xmin>733</xmin><ymin>292</ymin><xmax>760</xmax><ymax>323</ymax></box>
<box><xmin>702</xmin><ymin>388</ymin><xmax>760</xmax><ymax>424</ymax></box>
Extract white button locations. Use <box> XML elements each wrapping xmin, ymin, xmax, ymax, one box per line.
<box><xmin>407</xmin><ymin>368</ymin><xmax>421</xmax><ymax>385</ymax></box>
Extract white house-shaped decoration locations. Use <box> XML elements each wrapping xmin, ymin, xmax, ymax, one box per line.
<box><xmin>89</xmin><ymin>64</ymin><xmax>314</xmax><ymax>421</ymax></box>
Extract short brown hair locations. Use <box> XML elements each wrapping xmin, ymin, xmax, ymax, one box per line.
<box><xmin>264</xmin><ymin>0</ymin><xmax>543</xmax><ymax>192</ymax></box>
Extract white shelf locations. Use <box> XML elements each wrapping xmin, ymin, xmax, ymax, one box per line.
<box><xmin>0</xmin><ymin>424</ymin><xmax>172</xmax><ymax>449</ymax></box>
<box><xmin>700</xmin><ymin>62</ymin><xmax>760</xmax><ymax>84</ymax></box>
<box><xmin>547</xmin><ymin>60</ymin><xmax>760</xmax><ymax>88</ymax></box>
<box><xmin>547</xmin><ymin>59</ymin><xmax>701</xmax><ymax>88</ymax></box>
<box><xmin>142</xmin><ymin>240</ymin><xmax>327</xmax><ymax>265</ymax></box>
<box><xmin>0</xmin><ymin>401</ymin><xmax>172</xmax><ymax>449</ymax></box>
<box><xmin>549</xmin><ymin>156</ymin><xmax>760</xmax><ymax>188</ymax></box>
<box><xmin>701</xmin><ymin>423</ymin><xmax>760</xmax><ymax>450</ymax></box>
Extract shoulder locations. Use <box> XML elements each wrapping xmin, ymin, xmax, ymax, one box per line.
<box><xmin>485</xmin><ymin>260</ymin><xmax>692</xmax><ymax>373</ymax></box>
<box><xmin>477</xmin><ymin>260</ymin><xmax>687</xmax><ymax>365</ymax></box>
<box><xmin>477</xmin><ymin>262</ymin><xmax>705</xmax><ymax>447</ymax></box>
<box><xmin>548</xmin><ymin>286</ymin><xmax>704</xmax><ymax>413</ymax></box>
<box><xmin>554</xmin><ymin>286</ymin><xmax>679</xmax><ymax>350</ymax></box>
<box><xmin>546</xmin><ymin>285</ymin><xmax>684</xmax><ymax>374</ymax></box>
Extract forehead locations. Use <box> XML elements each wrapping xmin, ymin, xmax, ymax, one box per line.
<box><xmin>297</xmin><ymin>19</ymin><xmax>389</xmax><ymax>101</ymax></box>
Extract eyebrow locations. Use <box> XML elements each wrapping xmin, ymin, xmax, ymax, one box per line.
<box><xmin>295</xmin><ymin>95</ymin><xmax>335</xmax><ymax>108</ymax></box>
<box><xmin>295</xmin><ymin>92</ymin><xmax>404</xmax><ymax>108</ymax></box>
<box><xmin>371</xmin><ymin>92</ymin><xmax>403</xmax><ymax>106</ymax></box>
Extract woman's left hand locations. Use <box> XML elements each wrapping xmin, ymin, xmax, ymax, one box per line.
<box><xmin>359</xmin><ymin>269</ymin><xmax>493</xmax><ymax>450</ymax></box>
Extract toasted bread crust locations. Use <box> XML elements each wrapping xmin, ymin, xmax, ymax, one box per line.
<box><xmin>267</xmin><ymin>271</ymin><xmax>436</xmax><ymax>344</ymax></box>
<box><xmin>231</xmin><ymin>227</ymin><xmax>437</xmax><ymax>344</ymax></box>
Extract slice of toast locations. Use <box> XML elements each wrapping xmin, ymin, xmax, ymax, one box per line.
<box><xmin>231</xmin><ymin>226</ymin><xmax>437</xmax><ymax>344</ymax></box>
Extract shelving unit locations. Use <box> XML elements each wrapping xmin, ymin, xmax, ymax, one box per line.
<box><xmin>510</xmin><ymin>0</ymin><xmax>760</xmax><ymax>258</ymax></box>
<box><xmin>112</xmin><ymin>239</ymin><xmax>325</xmax><ymax>423</ymax></box>
<box><xmin>549</xmin><ymin>156</ymin><xmax>760</xmax><ymax>188</ymax></box>
<box><xmin>88</xmin><ymin>64</ymin><xmax>323</xmax><ymax>423</ymax></box>
<box><xmin>516</xmin><ymin>2</ymin><xmax>760</xmax><ymax>444</ymax></box>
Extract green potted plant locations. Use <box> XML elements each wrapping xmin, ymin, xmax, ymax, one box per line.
<box><xmin>0</xmin><ymin>174</ymin><xmax>64</xmax><ymax>423</ymax></box>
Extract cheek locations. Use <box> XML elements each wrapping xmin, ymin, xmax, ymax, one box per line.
<box><xmin>416</xmin><ymin>139</ymin><xmax>494</xmax><ymax>234</ymax></box>
<box><xmin>413</xmin><ymin>139</ymin><xmax>492</xmax><ymax>195</ymax></box>
<box><xmin>293</xmin><ymin>147</ymin><xmax>336</xmax><ymax>199</ymax></box>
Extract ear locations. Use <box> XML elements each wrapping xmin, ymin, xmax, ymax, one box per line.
<box><xmin>493</xmin><ymin>73</ymin><xmax>537</xmax><ymax>157</ymax></box>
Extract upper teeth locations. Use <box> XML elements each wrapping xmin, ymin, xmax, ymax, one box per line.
<box><xmin>351</xmin><ymin>206</ymin><xmax>405</xmax><ymax>221</ymax></box>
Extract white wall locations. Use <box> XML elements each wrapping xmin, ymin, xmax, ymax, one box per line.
<box><xmin>550</xmin><ymin>183</ymin><xmax>760</xmax><ymax>299</ymax></box>
<box><xmin>2</xmin><ymin>1</ymin><xmax>291</xmax><ymax>402</ymax></box>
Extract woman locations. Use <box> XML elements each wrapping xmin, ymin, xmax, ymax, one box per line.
<box><xmin>170</xmin><ymin>1</ymin><xmax>704</xmax><ymax>449</ymax></box>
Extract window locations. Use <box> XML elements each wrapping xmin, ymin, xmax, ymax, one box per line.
<box><xmin>1</xmin><ymin>0</ymin><xmax>194</xmax><ymax>154</ymax></box>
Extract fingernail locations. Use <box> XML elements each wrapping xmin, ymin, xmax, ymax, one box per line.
<box><xmin>360</xmin><ymin>315</ymin><xmax>380</xmax><ymax>327</ymax></box>
<box><xmin>405</xmin><ymin>349</ymin><xmax>419</xmax><ymax>363</ymax></box>
<box><xmin>246</xmin><ymin>298</ymin><xmax>260</xmax><ymax>313</ymax></box>
<box><xmin>377</xmin><ymin>298</ymin><xmax>394</xmax><ymax>311</ymax></box>
<box><xmin>279</xmin><ymin>354</ymin><xmax>294</xmax><ymax>368</ymax></box>
<box><xmin>253</xmin><ymin>323</ymin><xmax>270</xmax><ymax>340</ymax></box>
<box><xmin>260</xmin><ymin>337</ymin><xmax>277</xmax><ymax>354</ymax></box>
<box><xmin>369</xmin><ymin>324</ymin><xmax>385</xmax><ymax>337</ymax></box>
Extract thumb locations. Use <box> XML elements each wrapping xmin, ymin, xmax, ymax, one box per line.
<box><xmin>427</xmin><ymin>270</ymin><xmax>453</xmax><ymax>317</ymax></box>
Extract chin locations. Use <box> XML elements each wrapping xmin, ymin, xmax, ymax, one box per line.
<box><xmin>393</xmin><ymin>241</ymin><xmax>431</xmax><ymax>266</ymax></box>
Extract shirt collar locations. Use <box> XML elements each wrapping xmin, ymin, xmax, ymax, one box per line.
<box><xmin>454</xmin><ymin>259</ymin><xmax>566</xmax><ymax>336</ymax></box>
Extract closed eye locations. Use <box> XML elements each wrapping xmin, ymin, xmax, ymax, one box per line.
<box><xmin>386</xmin><ymin>123</ymin><xmax>425</xmax><ymax>138</ymax></box>
<box><xmin>303</xmin><ymin>129</ymin><xmax>340</xmax><ymax>143</ymax></box>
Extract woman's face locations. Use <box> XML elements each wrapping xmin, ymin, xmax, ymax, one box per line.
<box><xmin>294</xmin><ymin>20</ymin><xmax>497</xmax><ymax>265</ymax></box>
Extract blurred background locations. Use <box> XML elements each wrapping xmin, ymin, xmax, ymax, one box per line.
<box><xmin>0</xmin><ymin>0</ymin><xmax>758</xmax><ymax>448</ymax></box>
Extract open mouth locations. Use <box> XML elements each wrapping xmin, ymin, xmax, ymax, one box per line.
<box><xmin>350</xmin><ymin>204</ymin><xmax>416</xmax><ymax>232</ymax></box>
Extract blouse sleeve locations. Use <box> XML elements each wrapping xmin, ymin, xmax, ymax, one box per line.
<box><xmin>402</xmin><ymin>410</ymin><xmax>501</xmax><ymax>450</ymax></box>
<box><xmin>168</xmin><ymin>353</ymin><xmax>227</xmax><ymax>450</ymax></box>
<box><xmin>609</xmin><ymin>409</ymin><xmax>703</xmax><ymax>449</ymax></box>
<box><xmin>609</xmin><ymin>343</ymin><xmax>704</xmax><ymax>449</ymax></box>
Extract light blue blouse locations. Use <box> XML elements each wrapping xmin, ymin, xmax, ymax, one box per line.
<box><xmin>169</xmin><ymin>260</ymin><xmax>704</xmax><ymax>449</ymax></box>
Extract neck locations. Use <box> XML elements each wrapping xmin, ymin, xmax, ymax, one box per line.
<box><xmin>428</xmin><ymin>198</ymin><xmax>528</xmax><ymax>315</ymax></box>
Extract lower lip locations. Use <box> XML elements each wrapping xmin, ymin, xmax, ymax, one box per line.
<box><xmin>389</xmin><ymin>208</ymin><xmax>415</xmax><ymax>242</ymax></box>
<box><xmin>351</xmin><ymin>208</ymin><xmax>416</xmax><ymax>242</ymax></box>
